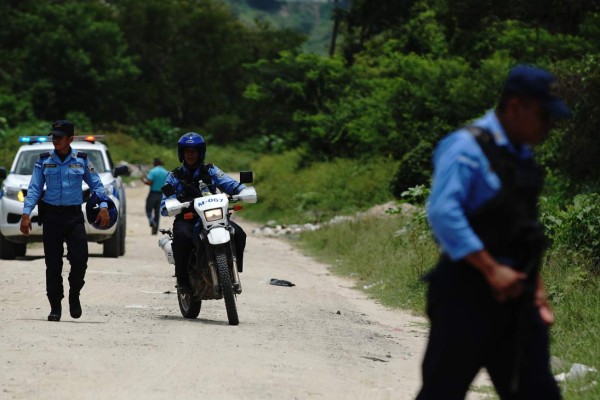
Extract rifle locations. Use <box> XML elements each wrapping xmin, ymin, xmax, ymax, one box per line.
<box><xmin>509</xmin><ymin>222</ymin><xmax>548</xmax><ymax>394</ymax></box>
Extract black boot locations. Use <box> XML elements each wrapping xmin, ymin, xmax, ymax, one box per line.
<box><xmin>48</xmin><ymin>299</ymin><xmax>61</xmax><ymax>322</ymax></box>
<box><xmin>69</xmin><ymin>291</ymin><xmax>82</xmax><ymax>319</ymax></box>
<box><xmin>176</xmin><ymin>278</ymin><xmax>191</xmax><ymax>295</ymax></box>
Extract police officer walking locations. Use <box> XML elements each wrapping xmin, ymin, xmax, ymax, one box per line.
<box><xmin>20</xmin><ymin>120</ymin><xmax>110</xmax><ymax>322</ymax></box>
<box><xmin>160</xmin><ymin>132</ymin><xmax>248</xmax><ymax>294</ymax></box>
<box><xmin>142</xmin><ymin>158</ymin><xmax>168</xmax><ymax>235</ymax></box>
<box><xmin>417</xmin><ymin>66</ymin><xmax>572</xmax><ymax>399</ymax></box>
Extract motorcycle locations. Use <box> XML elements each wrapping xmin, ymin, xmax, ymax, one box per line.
<box><xmin>158</xmin><ymin>172</ymin><xmax>257</xmax><ymax>325</ymax></box>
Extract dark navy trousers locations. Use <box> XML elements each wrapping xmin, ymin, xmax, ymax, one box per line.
<box><xmin>42</xmin><ymin>208</ymin><xmax>88</xmax><ymax>301</ymax></box>
<box><xmin>145</xmin><ymin>191</ymin><xmax>162</xmax><ymax>226</ymax></box>
<box><xmin>416</xmin><ymin>260</ymin><xmax>561</xmax><ymax>400</ymax></box>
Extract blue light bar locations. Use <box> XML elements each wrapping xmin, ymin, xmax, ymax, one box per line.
<box><xmin>19</xmin><ymin>136</ymin><xmax>49</xmax><ymax>144</ymax></box>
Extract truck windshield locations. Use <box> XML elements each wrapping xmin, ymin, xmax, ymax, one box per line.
<box><xmin>14</xmin><ymin>150</ymin><xmax>108</xmax><ymax>175</ymax></box>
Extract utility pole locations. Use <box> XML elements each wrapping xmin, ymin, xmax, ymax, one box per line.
<box><xmin>329</xmin><ymin>0</ymin><xmax>341</xmax><ymax>57</ymax></box>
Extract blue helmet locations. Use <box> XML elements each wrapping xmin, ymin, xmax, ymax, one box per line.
<box><xmin>85</xmin><ymin>192</ymin><xmax>118</xmax><ymax>230</ymax></box>
<box><xmin>177</xmin><ymin>132</ymin><xmax>206</xmax><ymax>163</ymax></box>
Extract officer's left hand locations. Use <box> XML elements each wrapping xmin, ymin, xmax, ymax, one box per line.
<box><xmin>535</xmin><ymin>277</ymin><xmax>554</xmax><ymax>325</ymax></box>
<box><xmin>96</xmin><ymin>207</ymin><xmax>110</xmax><ymax>228</ymax></box>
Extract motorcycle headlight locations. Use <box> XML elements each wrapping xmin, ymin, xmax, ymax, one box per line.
<box><xmin>204</xmin><ymin>208</ymin><xmax>223</xmax><ymax>222</ymax></box>
<box><xmin>4</xmin><ymin>186</ymin><xmax>25</xmax><ymax>202</ymax></box>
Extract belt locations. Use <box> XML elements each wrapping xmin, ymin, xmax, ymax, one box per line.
<box><xmin>41</xmin><ymin>202</ymin><xmax>81</xmax><ymax>213</ymax></box>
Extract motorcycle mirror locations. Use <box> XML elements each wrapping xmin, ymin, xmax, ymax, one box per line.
<box><xmin>161</xmin><ymin>183</ymin><xmax>175</xmax><ymax>196</ymax></box>
<box><xmin>239</xmin><ymin>170</ymin><xmax>253</xmax><ymax>184</ymax></box>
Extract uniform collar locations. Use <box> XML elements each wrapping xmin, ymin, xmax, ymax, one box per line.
<box><xmin>50</xmin><ymin>147</ymin><xmax>76</xmax><ymax>163</ymax></box>
<box><xmin>473</xmin><ymin>109</ymin><xmax>533</xmax><ymax>159</ymax></box>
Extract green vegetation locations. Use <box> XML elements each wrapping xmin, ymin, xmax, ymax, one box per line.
<box><xmin>1</xmin><ymin>1</ymin><xmax>600</xmax><ymax>397</ymax></box>
<box><xmin>297</xmin><ymin>200</ymin><xmax>600</xmax><ymax>399</ymax></box>
<box><xmin>224</xmin><ymin>0</ymin><xmax>336</xmax><ymax>54</ymax></box>
<box><xmin>242</xmin><ymin>150</ymin><xmax>398</xmax><ymax>224</ymax></box>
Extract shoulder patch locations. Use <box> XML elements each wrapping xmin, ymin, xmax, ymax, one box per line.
<box><xmin>77</xmin><ymin>152</ymin><xmax>88</xmax><ymax>159</ymax></box>
<box><xmin>86</xmin><ymin>160</ymin><xmax>96</xmax><ymax>173</ymax></box>
<box><xmin>39</xmin><ymin>152</ymin><xmax>50</xmax><ymax>159</ymax></box>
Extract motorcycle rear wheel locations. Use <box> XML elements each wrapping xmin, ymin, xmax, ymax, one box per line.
<box><xmin>216</xmin><ymin>246</ymin><xmax>239</xmax><ymax>325</ymax></box>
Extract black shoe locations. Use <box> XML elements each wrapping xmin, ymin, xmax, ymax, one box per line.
<box><xmin>177</xmin><ymin>280</ymin><xmax>192</xmax><ymax>295</ymax></box>
<box><xmin>48</xmin><ymin>305</ymin><xmax>61</xmax><ymax>322</ymax></box>
<box><xmin>69</xmin><ymin>293</ymin><xmax>82</xmax><ymax>319</ymax></box>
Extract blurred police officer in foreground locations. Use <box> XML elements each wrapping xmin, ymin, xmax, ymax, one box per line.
<box><xmin>20</xmin><ymin>120</ymin><xmax>110</xmax><ymax>322</ymax></box>
<box><xmin>142</xmin><ymin>158</ymin><xmax>168</xmax><ymax>235</ymax></box>
<box><xmin>160</xmin><ymin>132</ymin><xmax>247</xmax><ymax>294</ymax></box>
<box><xmin>416</xmin><ymin>66</ymin><xmax>572</xmax><ymax>399</ymax></box>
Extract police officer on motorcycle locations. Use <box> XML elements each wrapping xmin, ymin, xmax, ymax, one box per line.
<box><xmin>20</xmin><ymin>120</ymin><xmax>111</xmax><ymax>322</ymax></box>
<box><xmin>160</xmin><ymin>132</ymin><xmax>247</xmax><ymax>294</ymax></box>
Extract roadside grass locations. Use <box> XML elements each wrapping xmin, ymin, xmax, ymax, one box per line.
<box><xmin>241</xmin><ymin>149</ymin><xmax>399</xmax><ymax>224</ymax></box>
<box><xmin>297</xmin><ymin>212</ymin><xmax>600</xmax><ymax>399</ymax></box>
<box><xmin>297</xmin><ymin>214</ymin><xmax>437</xmax><ymax>312</ymax></box>
<box><xmin>544</xmin><ymin>250</ymin><xmax>600</xmax><ymax>399</ymax></box>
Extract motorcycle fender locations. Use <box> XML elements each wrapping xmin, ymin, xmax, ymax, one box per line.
<box><xmin>207</xmin><ymin>227</ymin><xmax>230</xmax><ymax>245</ymax></box>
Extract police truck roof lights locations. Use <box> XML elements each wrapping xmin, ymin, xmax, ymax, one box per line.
<box><xmin>18</xmin><ymin>135</ymin><xmax>104</xmax><ymax>144</ymax></box>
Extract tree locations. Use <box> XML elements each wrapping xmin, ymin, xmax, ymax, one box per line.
<box><xmin>9</xmin><ymin>1</ymin><xmax>139</xmax><ymax>124</ymax></box>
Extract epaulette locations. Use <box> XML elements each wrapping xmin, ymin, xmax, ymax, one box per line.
<box><xmin>77</xmin><ymin>151</ymin><xmax>88</xmax><ymax>159</ymax></box>
<box><xmin>39</xmin><ymin>152</ymin><xmax>50</xmax><ymax>159</ymax></box>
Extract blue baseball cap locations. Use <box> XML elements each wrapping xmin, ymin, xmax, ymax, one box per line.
<box><xmin>48</xmin><ymin>120</ymin><xmax>75</xmax><ymax>137</ymax></box>
<box><xmin>502</xmin><ymin>65</ymin><xmax>572</xmax><ymax>118</ymax></box>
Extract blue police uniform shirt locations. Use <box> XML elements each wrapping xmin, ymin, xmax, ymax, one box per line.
<box><xmin>146</xmin><ymin>165</ymin><xmax>169</xmax><ymax>193</ymax></box>
<box><xmin>23</xmin><ymin>148</ymin><xmax>107</xmax><ymax>215</ymax></box>
<box><xmin>160</xmin><ymin>164</ymin><xmax>246</xmax><ymax>217</ymax></box>
<box><xmin>427</xmin><ymin>109</ymin><xmax>534</xmax><ymax>261</ymax></box>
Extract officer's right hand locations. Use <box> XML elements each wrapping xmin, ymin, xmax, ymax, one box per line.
<box><xmin>466</xmin><ymin>250</ymin><xmax>526</xmax><ymax>302</ymax></box>
<box><xmin>486</xmin><ymin>264</ymin><xmax>527</xmax><ymax>302</ymax></box>
<box><xmin>20</xmin><ymin>214</ymin><xmax>32</xmax><ymax>236</ymax></box>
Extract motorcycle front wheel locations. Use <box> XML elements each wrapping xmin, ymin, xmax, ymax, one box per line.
<box><xmin>215</xmin><ymin>245</ymin><xmax>239</xmax><ymax>325</ymax></box>
<box><xmin>177</xmin><ymin>287</ymin><xmax>201</xmax><ymax>319</ymax></box>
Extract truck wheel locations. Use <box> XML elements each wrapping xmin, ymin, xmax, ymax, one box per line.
<box><xmin>15</xmin><ymin>243</ymin><xmax>26</xmax><ymax>257</ymax></box>
<box><xmin>118</xmin><ymin>217</ymin><xmax>126</xmax><ymax>256</ymax></box>
<box><xmin>103</xmin><ymin>226</ymin><xmax>120</xmax><ymax>258</ymax></box>
<box><xmin>0</xmin><ymin>232</ymin><xmax>17</xmax><ymax>260</ymax></box>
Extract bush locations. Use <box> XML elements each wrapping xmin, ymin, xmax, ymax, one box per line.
<box><xmin>130</xmin><ymin>118</ymin><xmax>182</xmax><ymax>147</ymax></box>
<box><xmin>242</xmin><ymin>150</ymin><xmax>398</xmax><ymax>224</ymax></box>
<box><xmin>552</xmin><ymin>193</ymin><xmax>600</xmax><ymax>272</ymax></box>
<box><xmin>390</xmin><ymin>140</ymin><xmax>433</xmax><ymax>198</ymax></box>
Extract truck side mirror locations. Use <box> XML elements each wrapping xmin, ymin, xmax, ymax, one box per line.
<box><xmin>239</xmin><ymin>171</ymin><xmax>253</xmax><ymax>184</ymax></box>
<box><xmin>161</xmin><ymin>183</ymin><xmax>175</xmax><ymax>197</ymax></box>
<box><xmin>0</xmin><ymin>167</ymin><xmax>6</xmax><ymax>180</ymax></box>
<box><xmin>113</xmin><ymin>165</ymin><xmax>130</xmax><ymax>177</ymax></box>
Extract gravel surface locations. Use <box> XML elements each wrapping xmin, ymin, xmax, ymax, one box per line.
<box><xmin>0</xmin><ymin>184</ymin><xmax>489</xmax><ymax>399</ymax></box>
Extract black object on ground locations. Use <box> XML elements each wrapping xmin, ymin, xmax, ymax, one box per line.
<box><xmin>269</xmin><ymin>278</ymin><xmax>295</xmax><ymax>287</ymax></box>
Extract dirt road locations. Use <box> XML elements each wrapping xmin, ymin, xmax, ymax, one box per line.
<box><xmin>0</xmin><ymin>184</ymin><xmax>433</xmax><ymax>399</ymax></box>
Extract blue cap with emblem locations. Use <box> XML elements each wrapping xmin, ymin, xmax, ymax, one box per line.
<box><xmin>48</xmin><ymin>120</ymin><xmax>75</xmax><ymax>137</ymax></box>
<box><xmin>502</xmin><ymin>65</ymin><xmax>572</xmax><ymax>119</ymax></box>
